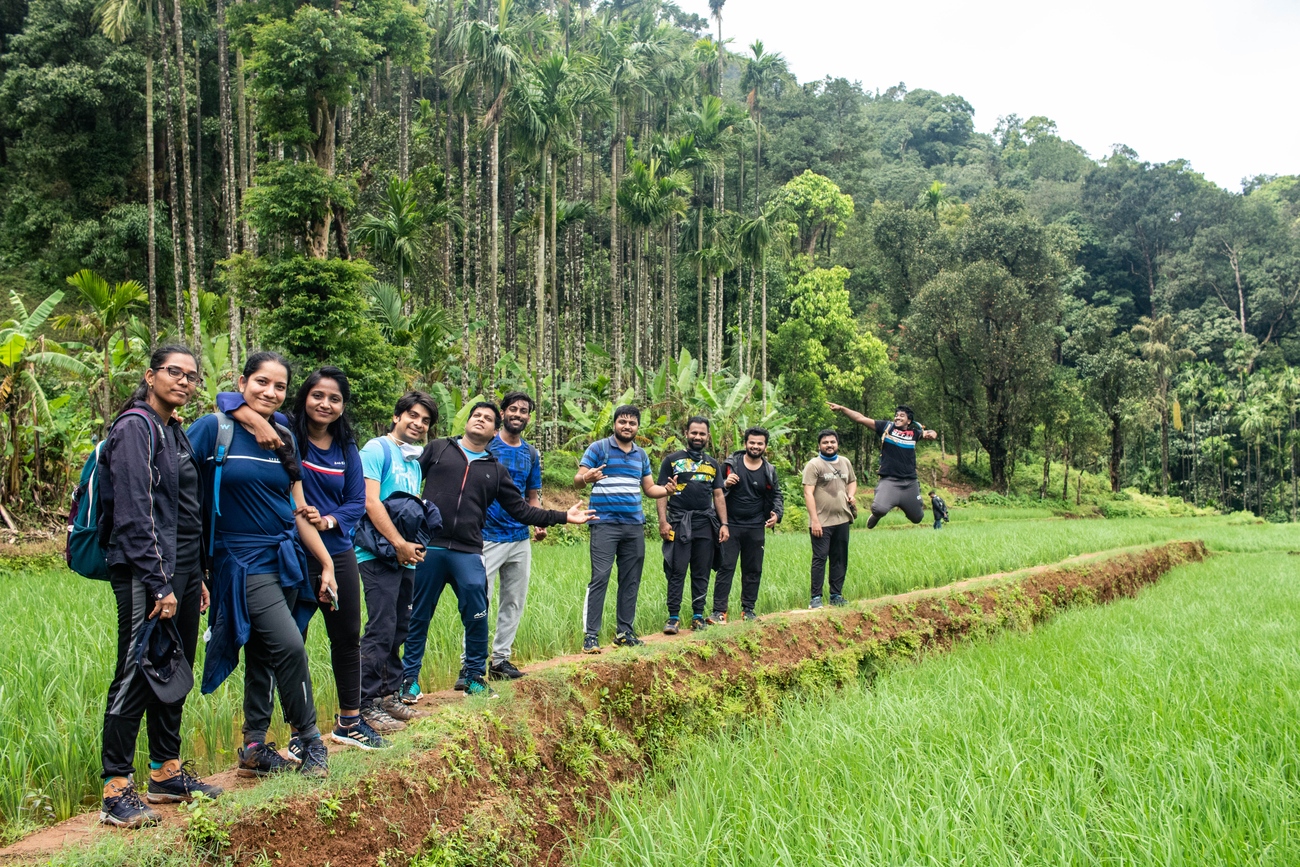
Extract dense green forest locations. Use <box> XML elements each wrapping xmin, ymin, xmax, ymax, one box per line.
<box><xmin>0</xmin><ymin>0</ymin><xmax>1297</xmax><ymax>521</ymax></box>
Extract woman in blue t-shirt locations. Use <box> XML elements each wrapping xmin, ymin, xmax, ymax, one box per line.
<box><xmin>217</xmin><ymin>367</ymin><xmax>379</xmax><ymax>752</ymax></box>
<box><xmin>187</xmin><ymin>351</ymin><xmax>337</xmax><ymax>779</ymax></box>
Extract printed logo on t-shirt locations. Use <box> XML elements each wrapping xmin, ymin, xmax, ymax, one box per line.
<box><xmin>882</xmin><ymin>423</ymin><xmax>918</xmax><ymax>450</ymax></box>
<box><xmin>668</xmin><ymin>457</ymin><xmax>716</xmax><ymax>492</ymax></box>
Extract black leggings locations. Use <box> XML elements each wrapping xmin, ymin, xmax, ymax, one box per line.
<box><xmin>307</xmin><ymin>548</ymin><xmax>362</xmax><ymax>711</ymax></box>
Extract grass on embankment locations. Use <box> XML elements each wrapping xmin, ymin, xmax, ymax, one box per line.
<box><xmin>1</xmin><ymin>516</ymin><xmax>1295</xmax><ymax>838</ymax></box>
<box><xmin>578</xmin><ymin>550</ymin><xmax>1300</xmax><ymax>867</ymax></box>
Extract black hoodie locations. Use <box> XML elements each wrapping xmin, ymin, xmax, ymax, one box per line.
<box><xmin>418</xmin><ymin>437</ymin><xmax>568</xmax><ymax>553</ymax></box>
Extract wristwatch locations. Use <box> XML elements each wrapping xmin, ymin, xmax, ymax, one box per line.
<box><xmin>326</xmin><ymin>516</ymin><xmax>337</xmax><ymax>530</ymax></box>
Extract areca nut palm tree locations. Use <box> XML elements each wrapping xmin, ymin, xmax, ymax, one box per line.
<box><xmin>1131</xmin><ymin>313</ymin><xmax>1194</xmax><ymax>496</ymax></box>
<box><xmin>740</xmin><ymin>40</ymin><xmax>787</xmax><ymax>215</ymax></box>
<box><xmin>354</xmin><ymin>175</ymin><xmax>427</xmax><ymax>295</ymax></box>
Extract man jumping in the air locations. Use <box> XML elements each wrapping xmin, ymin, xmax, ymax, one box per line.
<box><xmin>827</xmin><ymin>403</ymin><xmax>938</xmax><ymax>527</ymax></box>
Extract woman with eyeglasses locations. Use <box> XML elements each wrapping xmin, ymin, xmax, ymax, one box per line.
<box><xmin>187</xmin><ymin>351</ymin><xmax>337</xmax><ymax>779</ymax></box>
<box><xmin>216</xmin><ymin>367</ymin><xmax>385</xmax><ymax>752</ymax></box>
<box><xmin>98</xmin><ymin>345</ymin><xmax>222</xmax><ymax>829</ymax></box>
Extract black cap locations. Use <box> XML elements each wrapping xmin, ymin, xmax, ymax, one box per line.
<box><xmin>134</xmin><ymin>617</ymin><xmax>194</xmax><ymax>705</ymax></box>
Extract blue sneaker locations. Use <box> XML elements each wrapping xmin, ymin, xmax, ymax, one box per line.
<box><xmin>400</xmin><ymin>677</ymin><xmax>423</xmax><ymax>704</ymax></box>
<box><xmin>99</xmin><ymin>779</ymin><xmax>158</xmax><ymax>828</ymax></box>
<box><xmin>298</xmin><ymin>737</ymin><xmax>329</xmax><ymax>778</ymax></box>
<box><xmin>463</xmin><ymin>675</ymin><xmax>498</xmax><ymax>699</ymax></box>
<box><xmin>809</xmin><ymin>596</ymin><xmax>824</xmax><ymax>609</ymax></box>
<box><xmin>145</xmin><ymin>760</ymin><xmax>223</xmax><ymax>804</ymax></box>
<box><xmin>582</xmin><ymin>635</ymin><xmax>602</xmax><ymax>654</ymax></box>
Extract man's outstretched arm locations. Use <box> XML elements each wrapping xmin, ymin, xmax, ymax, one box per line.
<box><xmin>827</xmin><ymin>403</ymin><xmax>874</xmax><ymax>428</ymax></box>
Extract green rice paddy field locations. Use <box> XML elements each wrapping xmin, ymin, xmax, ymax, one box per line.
<box><xmin>2</xmin><ymin>511</ymin><xmax>1299</xmax><ymax>848</ymax></box>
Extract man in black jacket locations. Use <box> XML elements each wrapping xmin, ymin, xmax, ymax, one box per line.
<box><xmin>402</xmin><ymin>402</ymin><xmax>595</xmax><ymax>697</ymax></box>
<box><xmin>714</xmin><ymin>427</ymin><xmax>784</xmax><ymax>622</ymax></box>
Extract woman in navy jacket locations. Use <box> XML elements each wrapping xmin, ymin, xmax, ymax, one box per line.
<box><xmin>188</xmin><ymin>352</ymin><xmax>337</xmax><ymax>779</ymax></box>
<box><xmin>99</xmin><ymin>345</ymin><xmax>222</xmax><ymax>828</ymax></box>
<box><xmin>216</xmin><ymin>367</ymin><xmax>383</xmax><ymax>751</ymax></box>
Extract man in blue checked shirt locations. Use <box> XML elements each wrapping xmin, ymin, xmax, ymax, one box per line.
<box><xmin>573</xmin><ymin>405</ymin><xmax>676</xmax><ymax>653</ymax></box>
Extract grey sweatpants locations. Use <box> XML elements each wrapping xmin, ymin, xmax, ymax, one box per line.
<box><xmin>584</xmin><ymin>523</ymin><xmax>645</xmax><ymax>639</ymax></box>
<box><xmin>870</xmin><ymin>477</ymin><xmax>925</xmax><ymax>524</ymax></box>
<box><xmin>242</xmin><ymin>571</ymin><xmax>319</xmax><ymax>745</ymax></box>
<box><xmin>483</xmin><ymin>539</ymin><xmax>532</xmax><ymax>663</ymax></box>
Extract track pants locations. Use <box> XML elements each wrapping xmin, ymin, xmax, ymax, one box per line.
<box><xmin>810</xmin><ymin>522</ymin><xmax>851</xmax><ymax>598</ymax></box>
<box><xmin>403</xmin><ymin>548</ymin><xmax>489</xmax><ymax>682</ymax></box>
<box><xmin>664</xmin><ymin>519</ymin><xmax>716</xmax><ymax>619</ymax></box>
<box><xmin>584</xmin><ymin>523</ymin><xmax>645</xmax><ymax>639</ymax></box>
<box><xmin>242</xmin><ymin>571</ymin><xmax>318</xmax><ymax>745</ymax></box>
<box><xmin>306</xmin><ymin>548</ymin><xmax>362</xmax><ymax>711</ymax></box>
<box><xmin>101</xmin><ymin>561</ymin><xmax>200</xmax><ymax>779</ymax></box>
<box><xmin>714</xmin><ymin>524</ymin><xmax>766</xmax><ymax>614</ymax></box>
<box><xmin>482</xmin><ymin>539</ymin><xmax>532</xmax><ymax>664</ymax></box>
<box><xmin>359</xmin><ymin>559</ymin><xmax>414</xmax><ymax>705</ymax></box>
<box><xmin>871</xmin><ymin>477</ymin><xmax>924</xmax><ymax>523</ymax></box>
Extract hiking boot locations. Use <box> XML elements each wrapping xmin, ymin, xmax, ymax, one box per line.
<box><xmin>663</xmin><ymin>617</ymin><xmax>680</xmax><ymax>635</ymax></box>
<box><xmin>145</xmin><ymin>760</ymin><xmax>223</xmax><ymax>804</ymax></box>
<box><xmin>488</xmin><ymin>660</ymin><xmax>525</xmax><ymax>680</ymax></box>
<box><xmin>742</xmin><ymin>609</ymin><xmax>758</xmax><ymax>622</ymax></box>
<box><xmin>613</xmin><ymin>631</ymin><xmax>645</xmax><ymax>647</ymax></box>
<box><xmin>464</xmin><ymin>675</ymin><xmax>498</xmax><ymax>699</ymax></box>
<box><xmin>382</xmin><ymin>694</ymin><xmax>417</xmax><ymax>722</ymax></box>
<box><xmin>829</xmin><ymin>594</ymin><xmax>846</xmax><ymax>607</ymax></box>
<box><xmin>100</xmin><ymin>779</ymin><xmax>158</xmax><ymax>829</ymax></box>
<box><xmin>332</xmin><ymin>716</ymin><xmax>389</xmax><ymax>751</ymax></box>
<box><xmin>298</xmin><ymin>737</ymin><xmax>329</xmax><ymax>778</ymax></box>
<box><xmin>690</xmin><ymin>615</ymin><xmax>708</xmax><ymax>631</ymax></box>
<box><xmin>582</xmin><ymin>635</ymin><xmax>602</xmax><ymax>654</ymax></box>
<box><xmin>237</xmin><ymin>742</ymin><xmax>295</xmax><ymax>778</ymax></box>
<box><xmin>399</xmin><ymin>677</ymin><xmax>423</xmax><ymax>705</ymax></box>
<box><xmin>809</xmin><ymin>595</ymin><xmax>824</xmax><ymax>609</ymax></box>
<box><xmin>706</xmin><ymin>611</ymin><xmax>727</xmax><ymax>625</ymax></box>
<box><xmin>361</xmin><ymin>700</ymin><xmax>407</xmax><ymax>734</ymax></box>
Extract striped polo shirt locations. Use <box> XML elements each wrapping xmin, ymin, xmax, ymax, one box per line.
<box><xmin>580</xmin><ymin>435</ymin><xmax>652</xmax><ymax>524</ymax></box>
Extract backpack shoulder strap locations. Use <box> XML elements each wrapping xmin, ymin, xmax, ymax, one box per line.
<box><xmin>210</xmin><ymin>411</ymin><xmax>235</xmax><ymax>553</ymax></box>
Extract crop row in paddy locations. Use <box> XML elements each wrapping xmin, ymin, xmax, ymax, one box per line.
<box><xmin>1</xmin><ymin>515</ymin><xmax>1295</xmax><ymax>840</ymax></box>
<box><xmin>579</xmin><ymin>549</ymin><xmax>1300</xmax><ymax>866</ymax></box>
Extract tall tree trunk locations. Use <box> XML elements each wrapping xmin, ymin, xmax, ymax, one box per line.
<box><xmin>548</xmin><ymin>151</ymin><xmax>559</xmax><ymax>377</ymax></box>
<box><xmin>146</xmin><ymin>51</ymin><xmax>157</xmax><ymax>349</ymax></box>
<box><xmin>489</xmin><ymin>124</ymin><xmax>500</xmax><ymax>370</ymax></box>
<box><xmin>236</xmin><ymin>45</ymin><xmax>253</xmax><ymax>253</ymax></box>
<box><xmin>399</xmin><ymin>66</ymin><xmax>410</xmax><ymax>180</ymax></box>
<box><xmin>217</xmin><ymin>0</ymin><xmax>240</xmax><ymax>375</ymax></box>
<box><xmin>696</xmin><ymin>203</ymin><xmax>703</xmax><ymax>364</ymax></box>
<box><xmin>194</xmin><ymin>39</ymin><xmax>203</xmax><ymax>281</ymax></box>
<box><xmin>157</xmin><ymin>0</ymin><xmax>186</xmax><ymax>339</ymax></box>
<box><xmin>171</xmin><ymin>0</ymin><xmax>202</xmax><ymax>350</ymax></box>
<box><xmin>609</xmin><ymin>118</ymin><xmax>623</xmax><ymax>392</ymax></box>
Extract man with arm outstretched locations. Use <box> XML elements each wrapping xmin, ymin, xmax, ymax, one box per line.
<box><xmin>828</xmin><ymin>403</ymin><xmax>938</xmax><ymax>528</ymax></box>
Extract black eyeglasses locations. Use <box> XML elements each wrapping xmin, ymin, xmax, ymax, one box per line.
<box><xmin>154</xmin><ymin>365</ymin><xmax>201</xmax><ymax>384</ymax></box>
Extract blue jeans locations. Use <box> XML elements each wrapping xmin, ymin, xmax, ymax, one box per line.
<box><xmin>402</xmin><ymin>547</ymin><xmax>489</xmax><ymax>683</ymax></box>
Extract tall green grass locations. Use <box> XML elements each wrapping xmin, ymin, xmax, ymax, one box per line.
<box><xmin>2</xmin><ymin>515</ymin><xmax>1297</xmax><ymax>834</ymax></box>
<box><xmin>578</xmin><ymin>552</ymin><xmax>1300</xmax><ymax>866</ymax></box>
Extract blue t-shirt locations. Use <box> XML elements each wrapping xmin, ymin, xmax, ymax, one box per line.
<box><xmin>187</xmin><ymin>414</ymin><xmax>296</xmax><ymax>558</ymax></box>
<box><xmin>579</xmin><ymin>435</ymin><xmax>652</xmax><ymax>525</ymax></box>
<box><xmin>483</xmin><ymin>435</ymin><xmax>543</xmax><ymax>543</ymax></box>
<box><xmin>301</xmin><ymin>438</ymin><xmax>367</xmax><ymax>557</ymax></box>
<box><xmin>355</xmin><ymin>435</ymin><xmax>424</xmax><ymax>567</ymax></box>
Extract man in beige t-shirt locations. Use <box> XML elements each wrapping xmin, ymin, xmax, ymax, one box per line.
<box><xmin>800</xmin><ymin>429</ymin><xmax>857</xmax><ymax>609</ymax></box>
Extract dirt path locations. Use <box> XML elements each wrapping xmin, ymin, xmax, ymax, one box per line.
<box><xmin>0</xmin><ymin>544</ymin><xmax>1186</xmax><ymax>864</ymax></box>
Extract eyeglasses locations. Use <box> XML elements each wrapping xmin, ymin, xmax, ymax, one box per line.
<box><xmin>154</xmin><ymin>365</ymin><xmax>201</xmax><ymax>384</ymax></box>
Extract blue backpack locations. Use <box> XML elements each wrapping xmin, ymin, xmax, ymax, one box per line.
<box><xmin>65</xmin><ymin>408</ymin><xmax>159</xmax><ymax>580</ymax></box>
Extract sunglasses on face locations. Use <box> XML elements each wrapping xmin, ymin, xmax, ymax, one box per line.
<box><xmin>155</xmin><ymin>365</ymin><xmax>201</xmax><ymax>384</ymax></box>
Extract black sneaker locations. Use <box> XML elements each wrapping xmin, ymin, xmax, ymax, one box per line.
<box><xmin>829</xmin><ymin>594</ymin><xmax>846</xmax><ymax>607</ymax></box>
<box><xmin>809</xmin><ymin>596</ymin><xmax>824</xmax><ymax>609</ymax></box>
<box><xmin>613</xmin><ymin>631</ymin><xmax>645</xmax><ymax>647</ymax></box>
<box><xmin>866</xmin><ymin>513</ymin><xmax>881</xmax><ymax>529</ymax></box>
<box><xmin>100</xmin><ymin>780</ymin><xmax>159</xmax><ymax>828</ymax></box>
<box><xmin>331</xmin><ymin>716</ymin><xmax>389</xmax><ymax>750</ymax></box>
<box><xmin>453</xmin><ymin>672</ymin><xmax>468</xmax><ymax>691</ymax></box>
<box><xmin>286</xmin><ymin>734</ymin><xmax>305</xmax><ymax>764</ymax></box>
<box><xmin>706</xmin><ymin>611</ymin><xmax>727</xmax><ymax>625</ymax></box>
<box><xmin>464</xmin><ymin>675</ymin><xmax>498</xmax><ymax>698</ymax></box>
<box><xmin>690</xmin><ymin>615</ymin><xmax>708</xmax><ymax>631</ymax></box>
<box><xmin>145</xmin><ymin>761</ymin><xmax>223</xmax><ymax>804</ymax></box>
<box><xmin>663</xmin><ymin>618</ymin><xmax>680</xmax><ymax>635</ymax></box>
<box><xmin>298</xmin><ymin>737</ymin><xmax>329</xmax><ymax>778</ymax></box>
<box><xmin>742</xmin><ymin>609</ymin><xmax>758</xmax><ymax>622</ymax></box>
<box><xmin>582</xmin><ymin>635</ymin><xmax>602</xmax><ymax>654</ymax></box>
<box><xmin>488</xmin><ymin>660</ymin><xmax>525</xmax><ymax>680</ymax></box>
<box><xmin>237</xmin><ymin>742</ymin><xmax>295</xmax><ymax>777</ymax></box>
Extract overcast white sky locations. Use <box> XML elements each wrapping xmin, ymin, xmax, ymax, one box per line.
<box><xmin>677</xmin><ymin>0</ymin><xmax>1298</xmax><ymax>192</ymax></box>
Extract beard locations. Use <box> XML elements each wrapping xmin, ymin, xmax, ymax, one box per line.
<box><xmin>503</xmin><ymin>418</ymin><xmax>527</xmax><ymax>435</ymax></box>
<box><xmin>614</xmin><ymin>428</ymin><xmax>635</xmax><ymax>443</ymax></box>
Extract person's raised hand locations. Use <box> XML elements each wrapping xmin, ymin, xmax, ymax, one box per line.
<box><xmin>565</xmin><ymin>502</ymin><xmax>598</xmax><ymax>524</ymax></box>
<box><xmin>923</xmin><ymin>429</ymin><xmax>938</xmax><ymax>440</ymax></box>
<box><xmin>582</xmin><ymin>464</ymin><xmax>607</xmax><ymax>485</ymax></box>
<box><xmin>663</xmin><ymin>477</ymin><xmax>678</xmax><ymax>495</ymax></box>
<box><xmin>827</xmin><ymin>402</ymin><xmax>845</xmax><ymax>413</ymax></box>
<box><xmin>724</xmin><ymin>471</ymin><xmax>740</xmax><ymax>488</ymax></box>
